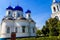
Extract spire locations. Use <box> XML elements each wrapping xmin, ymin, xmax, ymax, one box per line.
<box><xmin>53</xmin><ymin>0</ymin><xmax>55</xmax><ymax>3</ymax></box>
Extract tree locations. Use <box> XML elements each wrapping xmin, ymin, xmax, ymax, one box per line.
<box><xmin>42</xmin><ymin>25</ymin><xmax>49</xmax><ymax>36</ymax></box>
<box><xmin>48</xmin><ymin>18</ymin><xmax>59</xmax><ymax>36</ymax></box>
<box><xmin>36</xmin><ymin>29</ymin><xmax>42</xmax><ymax>36</ymax></box>
<box><xmin>42</xmin><ymin>18</ymin><xmax>60</xmax><ymax>36</ymax></box>
<box><xmin>51</xmin><ymin>27</ymin><xmax>59</xmax><ymax>36</ymax></box>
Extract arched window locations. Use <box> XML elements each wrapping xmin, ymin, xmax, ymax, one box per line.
<box><xmin>18</xmin><ymin>13</ymin><xmax>20</xmax><ymax>17</ymax></box>
<box><xmin>22</xmin><ymin>26</ymin><xmax>25</xmax><ymax>33</ymax></box>
<box><xmin>33</xmin><ymin>28</ymin><xmax>35</xmax><ymax>33</ymax></box>
<box><xmin>15</xmin><ymin>27</ymin><xmax>17</xmax><ymax>33</ymax></box>
<box><xmin>53</xmin><ymin>7</ymin><xmax>56</xmax><ymax>12</ymax></box>
<box><xmin>57</xmin><ymin>6</ymin><xmax>59</xmax><ymax>11</ymax></box>
<box><xmin>8</xmin><ymin>11</ymin><xmax>10</xmax><ymax>15</ymax></box>
<box><xmin>14</xmin><ymin>13</ymin><xmax>16</xmax><ymax>17</ymax></box>
<box><xmin>7</xmin><ymin>27</ymin><xmax>10</xmax><ymax>33</ymax></box>
<box><xmin>29</xmin><ymin>14</ymin><xmax>30</xmax><ymax>17</ymax></box>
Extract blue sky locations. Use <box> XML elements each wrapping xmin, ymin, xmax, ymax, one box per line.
<box><xmin>0</xmin><ymin>0</ymin><xmax>53</xmax><ymax>29</ymax></box>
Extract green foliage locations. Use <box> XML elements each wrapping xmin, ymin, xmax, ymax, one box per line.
<box><xmin>42</xmin><ymin>25</ymin><xmax>49</xmax><ymax>36</ymax></box>
<box><xmin>51</xmin><ymin>27</ymin><xmax>59</xmax><ymax>36</ymax></box>
<box><xmin>42</xmin><ymin>18</ymin><xmax>60</xmax><ymax>36</ymax></box>
<box><xmin>36</xmin><ymin>29</ymin><xmax>42</xmax><ymax>36</ymax></box>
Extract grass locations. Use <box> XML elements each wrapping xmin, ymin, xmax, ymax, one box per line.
<box><xmin>16</xmin><ymin>36</ymin><xmax>60</xmax><ymax>40</ymax></box>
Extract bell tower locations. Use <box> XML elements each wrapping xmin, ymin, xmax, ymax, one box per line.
<box><xmin>51</xmin><ymin>0</ymin><xmax>59</xmax><ymax>13</ymax></box>
<box><xmin>51</xmin><ymin>0</ymin><xmax>60</xmax><ymax>20</ymax></box>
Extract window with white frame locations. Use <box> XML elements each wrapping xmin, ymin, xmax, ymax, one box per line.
<box><xmin>8</xmin><ymin>11</ymin><xmax>11</xmax><ymax>15</ymax></box>
<box><xmin>22</xmin><ymin>26</ymin><xmax>25</xmax><ymax>33</ymax></box>
<box><xmin>33</xmin><ymin>28</ymin><xmax>35</xmax><ymax>33</ymax></box>
<box><xmin>18</xmin><ymin>12</ymin><xmax>20</xmax><ymax>17</ymax></box>
<box><xmin>57</xmin><ymin>6</ymin><xmax>59</xmax><ymax>11</ymax></box>
<box><xmin>15</xmin><ymin>27</ymin><xmax>18</xmax><ymax>33</ymax></box>
<box><xmin>7</xmin><ymin>27</ymin><xmax>10</xmax><ymax>33</ymax></box>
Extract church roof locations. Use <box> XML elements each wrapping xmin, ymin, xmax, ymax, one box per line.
<box><xmin>2</xmin><ymin>16</ymin><xmax>13</xmax><ymax>20</ymax></box>
<box><xmin>14</xmin><ymin>6</ymin><xmax>23</xmax><ymax>12</ymax></box>
<box><xmin>20</xmin><ymin>17</ymin><xmax>27</xmax><ymax>20</ymax></box>
<box><xmin>7</xmin><ymin>18</ymin><xmax>13</xmax><ymax>20</ymax></box>
<box><xmin>2</xmin><ymin>18</ymin><xmax>13</xmax><ymax>20</ymax></box>
<box><xmin>30</xmin><ymin>20</ymin><xmax>35</xmax><ymax>23</ymax></box>
<box><xmin>29</xmin><ymin>18</ymin><xmax>35</xmax><ymax>23</ymax></box>
<box><xmin>6</xmin><ymin>6</ymin><xmax>13</xmax><ymax>10</ymax></box>
<box><xmin>18</xmin><ymin>17</ymin><xmax>27</xmax><ymax>20</ymax></box>
<box><xmin>26</xmin><ymin>10</ymin><xmax>31</xmax><ymax>13</ymax></box>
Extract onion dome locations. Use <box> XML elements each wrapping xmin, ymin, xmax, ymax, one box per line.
<box><xmin>25</xmin><ymin>10</ymin><xmax>31</xmax><ymax>13</ymax></box>
<box><xmin>6</xmin><ymin>6</ymin><xmax>13</xmax><ymax>10</ymax></box>
<box><xmin>14</xmin><ymin>6</ymin><xmax>23</xmax><ymax>12</ymax></box>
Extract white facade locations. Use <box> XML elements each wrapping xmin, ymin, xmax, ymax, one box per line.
<box><xmin>51</xmin><ymin>0</ymin><xmax>60</xmax><ymax>20</ymax></box>
<box><xmin>0</xmin><ymin>6</ymin><xmax>36</xmax><ymax>38</ymax></box>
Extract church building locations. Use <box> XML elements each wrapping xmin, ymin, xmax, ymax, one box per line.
<box><xmin>0</xmin><ymin>5</ymin><xmax>36</xmax><ymax>40</ymax></box>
